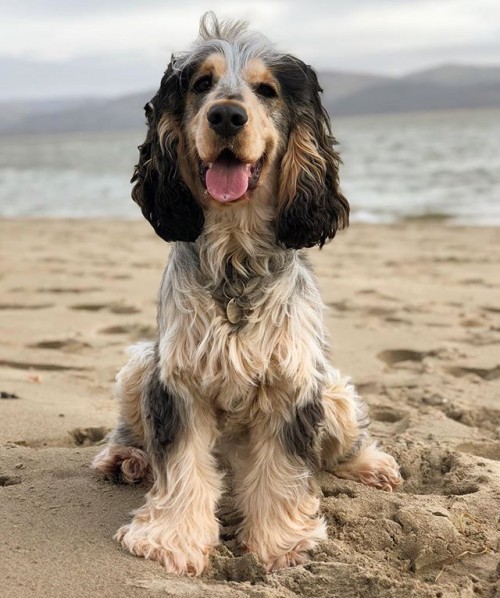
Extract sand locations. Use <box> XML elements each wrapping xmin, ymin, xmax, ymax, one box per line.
<box><xmin>0</xmin><ymin>219</ymin><xmax>499</xmax><ymax>598</ymax></box>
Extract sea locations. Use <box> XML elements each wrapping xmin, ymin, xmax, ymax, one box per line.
<box><xmin>1</xmin><ymin>108</ymin><xmax>499</xmax><ymax>225</ymax></box>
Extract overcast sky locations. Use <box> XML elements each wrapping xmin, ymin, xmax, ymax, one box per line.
<box><xmin>1</xmin><ymin>0</ymin><xmax>500</xmax><ymax>100</ymax></box>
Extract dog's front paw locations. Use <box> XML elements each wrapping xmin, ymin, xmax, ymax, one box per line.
<box><xmin>264</xmin><ymin>538</ymin><xmax>316</xmax><ymax>572</ymax></box>
<box><xmin>335</xmin><ymin>442</ymin><xmax>402</xmax><ymax>492</ymax></box>
<box><xmin>116</xmin><ymin>524</ymin><xmax>209</xmax><ymax>575</ymax></box>
<box><xmin>115</xmin><ymin>507</ymin><xmax>218</xmax><ymax>576</ymax></box>
<box><xmin>244</xmin><ymin>514</ymin><xmax>327</xmax><ymax>573</ymax></box>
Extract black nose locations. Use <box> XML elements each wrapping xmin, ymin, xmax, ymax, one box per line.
<box><xmin>207</xmin><ymin>103</ymin><xmax>248</xmax><ymax>137</ymax></box>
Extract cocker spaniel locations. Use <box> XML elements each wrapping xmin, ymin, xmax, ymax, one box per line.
<box><xmin>93</xmin><ymin>14</ymin><xmax>401</xmax><ymax>575</ymax></box>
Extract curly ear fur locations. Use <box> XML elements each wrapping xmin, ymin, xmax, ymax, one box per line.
<box><xmin>131</xmin><ymin>62</ymin><xmax>204</xmax><ymax>243</ymax></box>
<box><xmin>276</xmin><ymin>58</ymin><xmax>349</xmax><ymax>249</ymax></box>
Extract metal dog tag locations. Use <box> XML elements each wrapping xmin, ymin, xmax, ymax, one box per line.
<box><xmin>226</xmin><ymin>299</ymin><xmax>243</xmax><ymax>324</ymax></box>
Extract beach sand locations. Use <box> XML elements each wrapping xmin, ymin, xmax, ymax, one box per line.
<box><xmin>1</xmin><ymin>219</ymin><xmax>499</xmax><ymax>597</ymax></box>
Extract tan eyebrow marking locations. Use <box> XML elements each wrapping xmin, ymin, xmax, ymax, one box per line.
<box><xmin>193</xmin><ymin>53</ymin><xmax>228</xmax><ymax>84</ymax></box>
<box><xmin>244</xmin><ymin>58</ymin><xmax>278</xmax><ymax>91</ymax></box>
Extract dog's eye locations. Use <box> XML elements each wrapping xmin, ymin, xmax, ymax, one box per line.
<box><xmin>255</xmin><ymin>83</ymin><xmax>278</xmax><ymax>98</ymax></box>
<box><xmin>193</xmin><ymin>75</ymin><xmax>213</xmax><ymax>94</ymax></box>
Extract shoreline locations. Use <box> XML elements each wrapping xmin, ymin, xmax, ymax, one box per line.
<box><xmin>2</xmin><ymin>215</ymin><xmax>500</xmax><ymax>227</ymax></box>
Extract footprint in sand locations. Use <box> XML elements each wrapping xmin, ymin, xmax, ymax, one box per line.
<box><xmin>70</xmin><ymin>302</ymin><xmax>140</xmax><ymax>314</ymax></box>
<box><xmin>98</xmin><ymin>323</ymin><xmax>156</xmax><ymax>340</ymax></box>
<box><xmin>445</xmin><ymin>364</ymin><xmax>500</xmax><ymax>381</ymax></box>
<box><xmin>28</xmin><ymin>339</ymin><xmax>90</xmax><ymax>353</ymax></box>
<box><xmin>70</xmin><ymin>303</ymin><xmax>107</xmax><ymax>312</ymax></box>
<box><xmin>328</xmin><ymin>302</ymin><xmax>398</xmax><ymax>319</ymax></box>
<box><xmin>460</xmin><ymin>317</ymin><xmax>486</xmax><ymax>328</ymax></box>
<box><xmin>365</xmin><ymin>306</ymin><xmax>397</xmax><ymax>317</ymax></box>
<box><xmin>37</xmin><ymin>286</ymin><xmax>101</xmax><ymax>294</ymax></box>
<box><xmin>377</xmin><ymin>349</ymin><xmax>433</xmax><ymax>366</ymax></box>
<box><xmin>109</xmin><ymin>305</ymin><xmax>141</xmax><ymax>315</ymax></box>
<box><xmin>327</xmin><ymin>300</ymin><xmax>350</xmax><ymax>312</ymax></box>
<box><xmin>17</xmin><ymin>427</ymin><xmax>110</xmax><ymax>450</ymax></box>
<box><xmin>357</xmin><ymin>289</ymin><xmax>398</xmax><ymax>302</ymax></box>
<box><xmin>370</xmin><ymin>406</ymin><xmax>408</xmax><ymax>424</ymax></box>
<box><xmin>396</xmin><ymin>448</ymin><xmax>481</xmax><ymax>497</ymax></box>
<box><xmin>0</xmin><ymin>303</ymin><xmax>54</xmax><ymax>310</ymax></box>
<box><xmin>369</xmin><ymin>406</ymin><xmax>410</xmax><ymax>436</ymax></box>
<box><xmin>0</xmin><ymin>359</ymin><xmax>87</xmax><ymax>372</ymax></box>
<box><xmin>1</xmin><ymin>391</ymin><xmax>20</xmax><ymax>399</ymax></box>
<box><xmin>384</xmin><ymin>316</ymin><xmax>412</xmax><ymax>325</ymax></box>
<box><xmin>0</xmin><ymin>475</ymin><xmax>22</xmax><ymax>487</ymax></box>
<box><xmin>109</xmin><ymin>274</ymin><xmax>132</xmax><ymax>280</ymax></box>
<box><xmin>69</xmin><ymin>426</ymin><xmax>109</xmax><ymax>447</ymax></box>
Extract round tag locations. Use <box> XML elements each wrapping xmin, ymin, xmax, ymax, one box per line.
<box><xmin>226</xmin><ymin>299</ymin><xmax>243</xmax><ymax>324</ymax></box>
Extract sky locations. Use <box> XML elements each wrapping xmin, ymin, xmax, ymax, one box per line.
<box><xmin>1</xmin><ymin>0</ymin><xmax>500</xmax><ymax>100</ymax></box>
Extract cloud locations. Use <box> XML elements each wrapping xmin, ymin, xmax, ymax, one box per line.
<box><xmin>2</xmin><ymin>0</ymin><xmax>500</xmax><ymax>99</ymax></box>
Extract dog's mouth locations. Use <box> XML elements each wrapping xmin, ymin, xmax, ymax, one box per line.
<box><xmin>199</xmin><ymin>149</ymin><xmax>264</xmax><ymax>203</ymax></box>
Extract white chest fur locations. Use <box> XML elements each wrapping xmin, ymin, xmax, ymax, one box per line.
<box><xmin>157</xmin><ymin>244</ymin><xmax>327</xmax><ymax>414</ymax></box>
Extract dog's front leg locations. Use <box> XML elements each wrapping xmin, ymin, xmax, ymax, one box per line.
<box><xmin>116</xmin><ymin>372</ymin><xmax>222</xmax><ymax>576</ymax></box>
<box><xmin>233</xmin><ymin>397</ymin><xmax>327</xmax><ymax>572</ymax></box>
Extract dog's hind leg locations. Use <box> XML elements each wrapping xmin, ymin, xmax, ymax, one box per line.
<box><xmin>321</xmin><ymin>370</ymin><xmax>402</xmax><ymax>491</ymax></box>
<box><xmin>92</xmin><ymin>342</ymin><xmax>154</xmax><ymax>484</ymax></box>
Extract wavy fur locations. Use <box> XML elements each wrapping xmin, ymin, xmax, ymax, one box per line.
<box><xmin>93</xmin><ymin>13</ymin><xmax>401</xmax><ymax>576</ymax></box>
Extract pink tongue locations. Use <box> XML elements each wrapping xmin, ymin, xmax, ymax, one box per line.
<box><xmin>206</xmin><ymin>159</ymin><xmax>250</xmax><ymax>202</ymax></box>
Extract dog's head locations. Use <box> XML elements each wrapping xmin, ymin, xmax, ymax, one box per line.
<box><xmin>132</xmin><ymin>13</ymin><xmax>349</xmax><ymax>248</ymax></box>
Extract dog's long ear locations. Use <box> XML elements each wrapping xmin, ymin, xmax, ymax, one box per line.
<box><xmin>275</xmin><ymin>58</ymin><xmax>349</xmax><ymax>249</ymax></box>
<box><xmin>131</xmin><ymin>62</ymin><xmax>204</xmax><ymax>242</ymax></box>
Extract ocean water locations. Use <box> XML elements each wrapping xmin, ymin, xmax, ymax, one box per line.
<box><xmin>1</xmin><ymin>109</ymin><xmax>499</xmax><ymax>224</ymax></box>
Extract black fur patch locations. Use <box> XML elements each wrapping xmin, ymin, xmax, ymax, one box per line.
<box><xmin>131</xmin><ymin>61</ymin><xmax>205</xmax><ymax>243</ymax></box>
<box><xmin>112</xmin><ymin>419</ymin><xmax>144</xmax><ymax>449</ymax></box>
<box><xmin>282</xmin><ymin>394</ymin><xmax>325</xmax><ymax>469</ymax></box>
<box><xmin>276</xmin><ymin>170</ymin><xmax>345</xmax><ymax>249</ymax></box>
<box><xmin>274</xmin><ymin>56</ymin><xmax>349</xmax><ymax>249</ymax></box>
<box><xmin>143</xmin><ymin>366</ymin><xmax>184</xmax><ymax>460</ymax></box>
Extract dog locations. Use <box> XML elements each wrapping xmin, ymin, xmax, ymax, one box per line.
<box><xmin>92</xmin><ymin>13</ymin><xmax>401</xmax><ymax>575</ymax></box>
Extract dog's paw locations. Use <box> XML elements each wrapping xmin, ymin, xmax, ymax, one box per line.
<box><xmin>116</xmin><ymin>524</ymin><xmax>210</xmax><ymax>575</ymax></box>
<box><xmin>244</xmin><ymin>515</ymin><xmax>326</xmax><ymax>573</ymax></box>
<box><xmin>264</xmin><ymin>538</ymin><xmax>315</xmax><ymax>572</ymax></box>
<box><xmin>334</xmin><ymin>442</ymin><xmax>402</xmax><ymax>492</ymax></box>
<box><xmin>92</xmin><ymin>445</ymin><xmax>152</xmax><ymax>484</ymax></box>
<box><xmin>115</xmin><ymin>506</ymin><xmax>218</xmax><ymax>576</ymax></box>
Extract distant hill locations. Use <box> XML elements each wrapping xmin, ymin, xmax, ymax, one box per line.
<box><xmin>402</xmin><ymin>64</ymin><xmax>500</xmax><ymax>87</ymax></box>
<box><xmin>1</xmin><ymin>64</ymin><xmax>500</xmax><ymax>135</ymax></box>
<box><xmin>328</xmin><ymin>81</ymin><xmax>500</xmax><ymax>117</ymax></box>
<box><xmin>317</xmin><ymin>71</ymin><xmax>391</xmax><ymax>102</ymax></box>
<box><xmin>0</xmin><ymin>97</ymin><xmax>103</xmax><ymax>132</ymax></box>
<box><xmin>7</xmin><ymin>92</ymin><xmax>152</xmax><ymax>134</ymax></box>
<box><xmin>326</xmin><ymin>64</ymin><xmax>500</xmax><ymax>117</ymax></box>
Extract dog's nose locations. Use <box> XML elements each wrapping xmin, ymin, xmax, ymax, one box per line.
<box><xmin>207</xmin><ymin>103</ymin><xmax>248</xmax><ymax>137</ymax></box>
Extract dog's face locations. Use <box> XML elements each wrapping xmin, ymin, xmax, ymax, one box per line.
<box><xmin>184</xmin><ymin>54</ymin><xmax>283</xmax><ymax>206</ymax></box>
<box><xmin>132</xmin><ymin>19</ymin><xmax>349</xmax><ymax>248</ymax></box>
